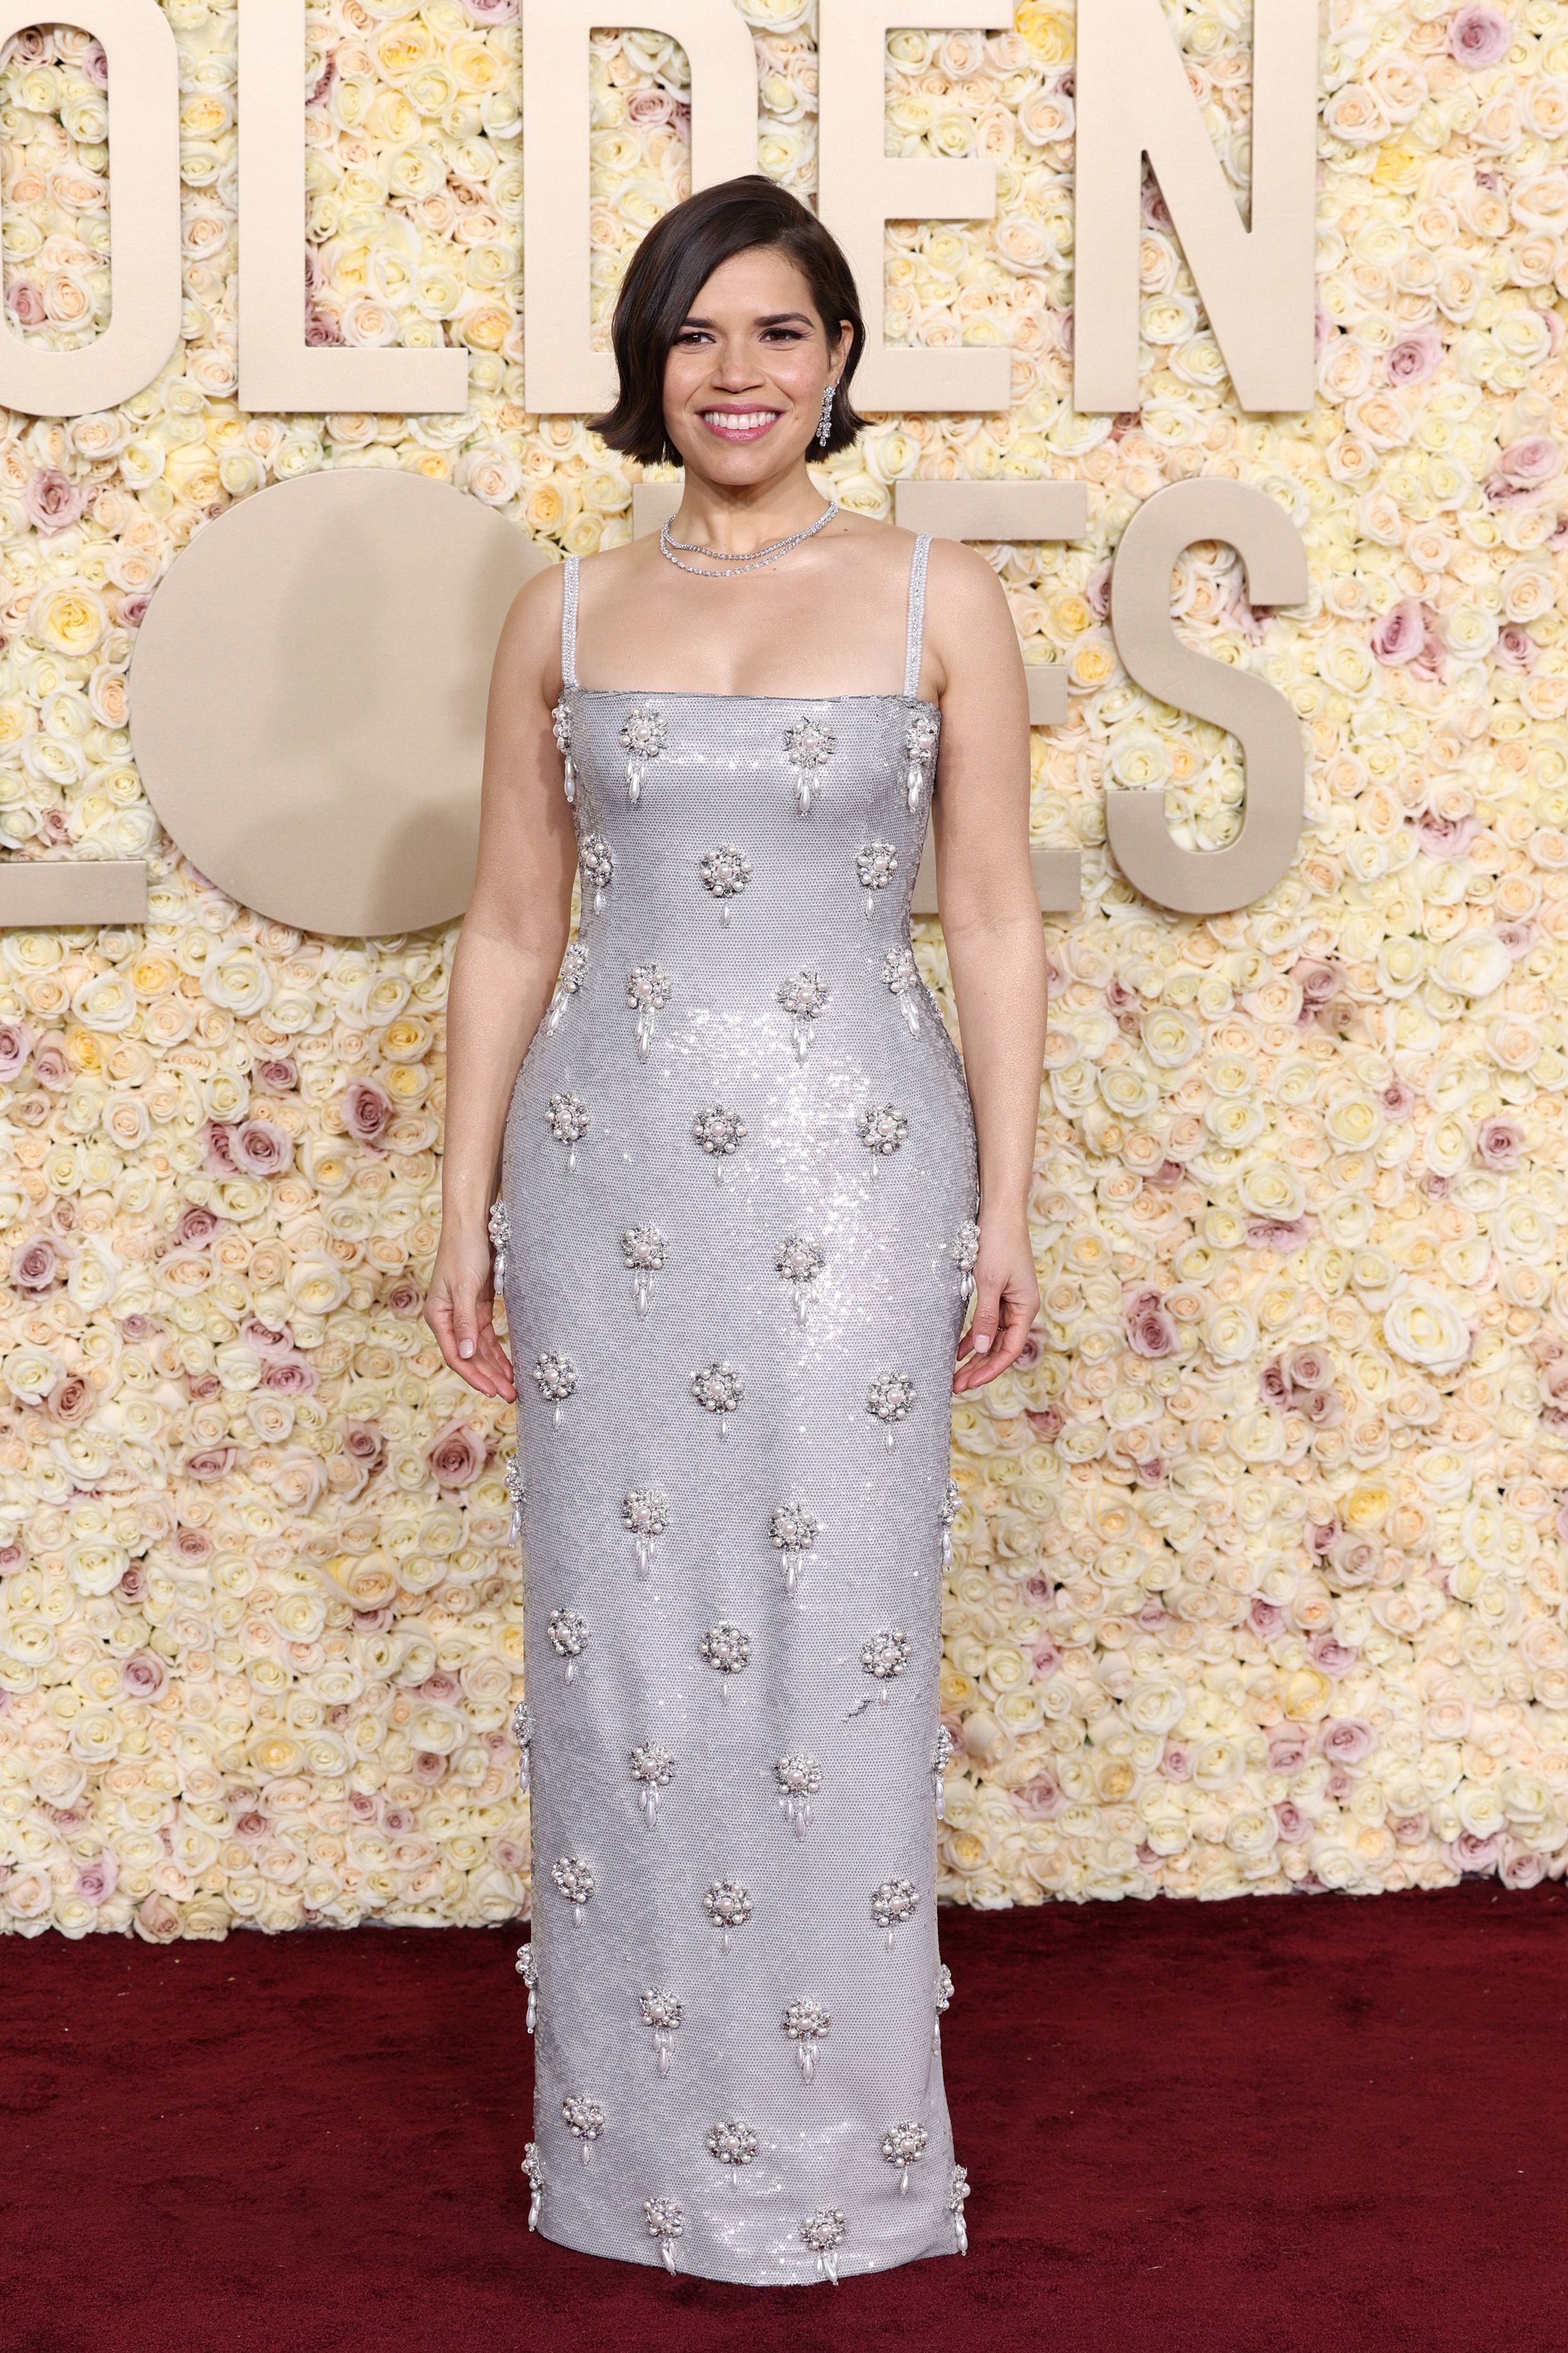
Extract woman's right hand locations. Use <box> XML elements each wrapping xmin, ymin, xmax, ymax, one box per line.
<box><xmin>425</xmin><ymin>1232</ymin><xmax>517</xmax><ymax>1400</ymax></box>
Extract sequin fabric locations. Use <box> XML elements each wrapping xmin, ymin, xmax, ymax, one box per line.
<box><xmin>498</xmin><ymin>534</ymin><xmax>978</xmax><ymax>2286</ymax></box>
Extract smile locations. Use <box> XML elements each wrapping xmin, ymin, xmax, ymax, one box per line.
<box><xmin>699</xmin><ymin>409</ymin><xmax>782</xmax><ymax>441</ymax></box>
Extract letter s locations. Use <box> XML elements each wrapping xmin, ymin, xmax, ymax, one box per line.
<box><xmin>1106</xmin><ymin>479</ymin><xmax>1307</xmax><ymax>916</ymax></box>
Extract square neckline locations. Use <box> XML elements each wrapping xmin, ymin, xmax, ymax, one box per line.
<box><xmin>558</xmin><ymin>535</ymin><xmax>935</xmax><ymax>712</ymax></box>
<box><xmin>567</xmin><ymin>685</ymin><xmax>941</xmax><ymax>712</ymax></box>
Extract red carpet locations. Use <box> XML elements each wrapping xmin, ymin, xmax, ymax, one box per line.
<box><xmin>3</xmin><ymin>1880</ymin><xmax>1564</xmax><ymax>2353</ymax></box>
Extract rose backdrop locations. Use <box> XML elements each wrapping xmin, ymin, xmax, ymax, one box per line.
<box><xmin>1</xmin><ymin>0</ymin><xmax>1567</xmax><ymax>1938</ymax></box>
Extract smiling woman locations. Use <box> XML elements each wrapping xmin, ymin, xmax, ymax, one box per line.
<box><xmin>590</xmin><ymin>175</ymin><xmax>870</xmax><ymax>468</ymax></box>
<box><xmin>425</xmin><ymin>175</ymin><xmax>1046</xmax><ymax>2289</ymax></box>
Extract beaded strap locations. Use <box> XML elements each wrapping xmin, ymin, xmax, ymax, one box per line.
<box><xmin>903</xmin><ymin>533</ymin><xmax>931</xmax><ymax>700</ymax></box>
<box><xmin>560</xmin><ymin>553</ymin><xmax>580</xmax><ymax>690</ymax></box>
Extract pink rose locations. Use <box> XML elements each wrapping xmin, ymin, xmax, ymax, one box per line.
<box><xmin>172</xmin><ymin>1526</ymin><xmax>212</xmax><ymax>1563</ymax></box>
<box><xmin>1013</xmin><ymin>1772</ymin><xmax>1066</xmax><ymax>1820</ymax></box>
<box><xmin>12</xmin><ymin>1236</ymin><xmax>58</xmax><ymax>1290</ymax></box>
<box><xmin>1248</xmin><ymin>1219</ymin><xmax>1309</xmax><ymax>1251</ymax></box>
<box><xmin>259</xmin><ymin>1357</ymin><xmax>318</xmax><ymax>1393</ymax></box>
<box><xmin>1025</xmin><ymin>1404</ymin><xmax>1063</xmax><ymax>1443</ymax></box>
<box><xmin>232</xmin><ymin>1118</ymin><xmax>293</xmax><ymax>1176</ymax></box>
<box><xmin>1031</xmin><ymin>1640</ymin><xmax>1062</xmax><ymax>1681</ymax></box>
<box><xmin>1494</xmin><ymin>624</ymin><xmax>1535</xmax><ymax>672</ymax></box>
<box><xmin>1416</xmin><ymin>811</ymin><xmax>1479</xmax><ymax>858</ymax></box>
<box><xmin>1386</xmin><ymin>326</ymin><xmax>1443</xmax><ymax>386</ymax></box>
<box><xmin>1448</xmin><ymin>6</ymin><xmax>1512</xmax><ymax>67</ymax></box>
<box><xmin>1147</xmin><ymin>1158</ymin><xmax>1186</xmax><ymax>1188</ymax></box>
<box><xmin>76</xmin><ymin>1854</ymin><xmax>118</xmax><ymax>1905</ymax></box>
<box><xmin>1259</xmin><ymin>1360</ymin><xmax>1292</xmax><ymax>1413</ymax></box>
<box><xmin>83</xmin><ymin>37</ymin><xmax>106</xmax><ymax>88</ymax></box>
<box><xmin>413</xmin><ymin>1750</ymin><xmax>448</xmax><ymax>1784</ymax></box>
<box><xmin>1499</xmin><ymin>1843</ymin><xmax>1546</xmax><ymax>1891</ymax></box>
<box><xmin>122</xmin><ymin>1651</ymin><xmax>166</xmax><ymax>1700</ymax></box>
<box><xmin>1476</xmin><ymin>1116</ymin><xmax>1522</xmax><ymax>1169</ymax></box>
<box><xmin>239</xmin><ymin>1318</ymin><xmax>295</xmax><ymax>1360</ymax></box>
<box><xmin>0</xmin><ymin>1019</ymin><xmax>31</xmax><ymax>1079</ymax></box>
<box><xmin>384</xmin><ymin>1278</ymin><xmax>423</xmax><ymax>1317</ymax></box>
<box><xmin>1291</xmin><ymin>957</ymin><xmax>1341</xmax><ymax>1019</ymax></box>
<box><xmin>626</xmin><ymin>87</ymin><xmax>675</xmax><ymax>124</ymax></box>
<box><xmin>118</xmin><ymin>589</ymin><xmax>153</xmax><ymax>630</ymax></box>
<box><xmin>173</xmin><ymin>1204</ymin><xmax>222</xmax><ymax>1248</ymax></box>
<box><xmin>1249</xmin><ymin>1599</ymin><xmax>1285</xmax><ymax>1639</ymax></box>
<box><xmin>1286</xmin><ymin>1346</ymin><xmax>1332</xmax><ymax>1394</ymax></box>
<box><xmin>1161</xmin><ymin>1742</ymin><xmax>1193</xmax><ymax>1781</ymax></box>
<box><xmin>202</xmin><ymin>1120</ymin><xmax>240</xmax><ymax>1176</ymax></box>
<box><xmin>1311</xmin><ymin>1638</ymin><xmax>1360</xmax><ymax>1683</ymax></box>
<box><xmin>1123</xmin><ymin>1286</ymin><xmax>1177</xmax><ymax>1358</ymax></box>
<box><xmin>1381</xmin><ymin>1080</ymin><xmax>1415</xmax><ymax>1120</ymax></box>
<box><xmin>460</xmin><ymin>0</ymin><xmax>518</xmax><ymax>20</ymax></box>
<box><xmin>1370</xmin><ymin>598</ymin><xmax>1444</xmax><ymax>678</ymax></box>
<box><xmin>118</xmin><ymin>1564</ymin><xmax>147</xmax><ymax>1601</ymax></box>
<box><xmin>426</xmin><ymin>1419</ymin><xmax>484</xmax><ymax>1488</ymax></box>
<box><xmin>305</xmin><ymin>307</ymin><xmax>344</xmax><ymax>349</ymax></box>
<box><xmin>9</xmin><ymin>282</ymin><xmax>45</xmax><ymax>327</ymax></box>
<box><xmin>1274</xmin><ymin>1802</ymin><xmax>1308</xmax><ymax>1843</ymax></box>
<box><xmin>32</xmin><ymin>1034</ymin><xmax>71</xmax><ymax>1089</ymax></box>
<box><xmin>184</xmin><ymin>1445</ymin><xmax>241</xmax><ymax>1479</ymax></box>
<box><xmin>1318</xmin><ymin>1717</ymin><xmax>1375</xmax><ymax>1765</ymax></box>
<box><xmin>1266</xmin><ymin>1724</ymin><xmax>1311</xmax><ymax>1772</ymax></box>
<box><xmin>257</xmin><ymin>1057</ymin><xmax>298</xmax><ymax>1091</ymax></box>
<box><xmin>343</xmin><ymin>1079</ymin><xmax>392</xmax><ymax>1142</ymax></box>
<box><xmin>341</xmin><ymin>1420</ymin><xmax>383</xmax><ymax>1463</ymax></box>
<box><xmin>1444</xmin><ymin>1830</ymin><xmax>1504</xmax><ymax>1874</ymax></box>
<box><xmin>1391</xmin><ymin>1814</ymin><xmax>1428</xmax><ymax>1845</ymax></box>
<box><xmin>24</xmin><ymin>469</ymin><xmax>92</xmax><ymax>535</ymax></box>
<box><xmin>1498</xmin><ymin>436</ymin><xmax>1560</xmax><ymax>485</ymax></box>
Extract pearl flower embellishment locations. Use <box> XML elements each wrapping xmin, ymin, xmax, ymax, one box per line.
<box><xmin>619</xmin><ymin>704</ymin><xmax>665</xmax><ymax>803</ymax></box>
<box><xmin>782</xmin><ymin>713</ymin><xmax>836</xmax><ymax>813</ymax></box>
<box><xmin>700</xmin><ymin>842</ymin><xmax>752</xmax><ymax>924</ymax></box>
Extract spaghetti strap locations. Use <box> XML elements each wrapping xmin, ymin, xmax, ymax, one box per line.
<box><xmin>903</xmin><ymin>532</ymin><xmax>931</xmax><ymax>700</ymax></box>
<box><xmin>560</xmin><ymin>553</ymin><xmax>580</xmax><ymax>690</ymax></box>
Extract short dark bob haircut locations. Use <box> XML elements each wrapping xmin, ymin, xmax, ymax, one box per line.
<box><xmin>590</xmin><ymin>175</ymin><xmax>868</xmax><ymax>468</ymax></box>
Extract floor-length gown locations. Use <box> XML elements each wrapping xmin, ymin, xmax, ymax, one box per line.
<box><xmin>494</xmin><ymin>532</ymin><xmax>980</xmax><ymax>2285</ymax></box>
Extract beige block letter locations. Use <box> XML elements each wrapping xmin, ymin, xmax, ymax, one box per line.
<box><xmin>522</xmin><ymin>0</ymin><xmax>760</xmax><ymax>416</ymax></box>
<box><xmin>1074</xmin><ymin>0</ymin><xmax>1316</xmax><ymax>414</ymax></box>
<box><xmin>238</xmin><ymin>0</ymin><xmax>468</xmax><ymax>414</ymax></box>
<box><xmin>818</xmin><ymin>2</ymin><xmax>1015</xmax><ymax>414</ymax></box>
<box><xmin>0</xmin><ymin>0</ymin><xmax>181</xmax><ymax>418</ymax></box>
<box><xmin>1106</xmin><ymin>480</ymin><xmax>1307</xmax><ymax>916</ymax></box>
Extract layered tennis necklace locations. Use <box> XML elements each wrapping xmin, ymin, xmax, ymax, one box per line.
<box><xmin>659</xmin><ymin>496</ymin><xmax>840</xmax><ymax>578</ymax></box>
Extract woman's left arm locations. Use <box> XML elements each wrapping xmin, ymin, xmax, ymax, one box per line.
<box><xmin>925</xmin><ymin>537</ymin><xmax>1047</xmax><ymax>1394</ymax></box>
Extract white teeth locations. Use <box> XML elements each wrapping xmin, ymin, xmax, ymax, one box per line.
<box><xmin>705</xmin><ymin>411</ymin><xmax>776</xmax><ymax>433</ymax></box>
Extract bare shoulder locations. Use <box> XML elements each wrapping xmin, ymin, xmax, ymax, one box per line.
<box><xmin>924</xmin><ymin>532</ymin><xmax>1010</xmax><ymax>615</ymax></box>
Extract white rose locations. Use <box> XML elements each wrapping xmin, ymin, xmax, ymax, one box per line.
<box><xmin>1382</xmin><ymin>1281</ymin><xmax>1471</xmax><ymax>1377</ymax></box>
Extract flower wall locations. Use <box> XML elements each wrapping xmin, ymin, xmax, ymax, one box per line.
<box><xmin>1</xmin><ymin>0</ymin><xmax>1567</xmax><ymax>1938</ymax></box>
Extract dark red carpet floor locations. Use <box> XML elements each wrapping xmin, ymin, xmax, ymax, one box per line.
<box><xmin>3</xmin><ymin>1880</ymin><xmax>1564</xmax><ymax>2353</ymax></box>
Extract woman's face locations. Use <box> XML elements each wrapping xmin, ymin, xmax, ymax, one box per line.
<box><xmin>661</xmin><ymin>245</ymin><xmax>851</xmax><ymax>485</ymax></box>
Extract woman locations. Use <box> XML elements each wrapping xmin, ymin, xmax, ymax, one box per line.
<box><xmin>427</xmin><ymin>175</ymin><xmax>1045</xmax><ymax>2286</ymax></box>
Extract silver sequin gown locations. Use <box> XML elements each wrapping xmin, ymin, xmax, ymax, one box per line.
<box><xmin>497</xmin><ymin>534</ymin><xmax>979</xmax><ymax>2286</ymax></box>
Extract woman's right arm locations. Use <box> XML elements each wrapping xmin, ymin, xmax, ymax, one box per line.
<box><xmin>425</xmin><ymin>566</ymin><xmax>577</xmax><ymax>1399</ymax></box>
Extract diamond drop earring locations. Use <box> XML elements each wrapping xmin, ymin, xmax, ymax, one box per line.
<box><xmin>816</xmin><ymin>380</ymin><xmax>836</xmax><ymax>449</ymax></box>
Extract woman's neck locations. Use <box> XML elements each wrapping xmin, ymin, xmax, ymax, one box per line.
<box><xmin>666</xmin><ymin>463</ymin><xmax>834</xmax><ymax>555</ymax></box>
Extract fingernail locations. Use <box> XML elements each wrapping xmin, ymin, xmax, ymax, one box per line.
<box><xmin>973</xmin><ymin>1333</ymin><xmax>991</xmax><ymax>1353</ymax></box>
<box><xmin>458</xmin><ymin>1339</ymin><xmax>474</xmax><ymax>1359</ymax></box>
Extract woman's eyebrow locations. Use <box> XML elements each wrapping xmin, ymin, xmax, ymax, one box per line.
<box><xmin>679</xmin><ymin>311</ymin><xmax>816</xmax><ymax>329</ymax></box>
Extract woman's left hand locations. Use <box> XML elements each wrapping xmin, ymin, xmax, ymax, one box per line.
<box><xmin>953</xmin><ymin>1217</ymin><xmax>1040</xmax><ymax>1392</ymax></box>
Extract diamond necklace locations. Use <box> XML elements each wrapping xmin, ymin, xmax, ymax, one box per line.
<box><xmin>659</xmin><ymin>497</ymin><xmax>840</xmax><ymax>578</ymax></box>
